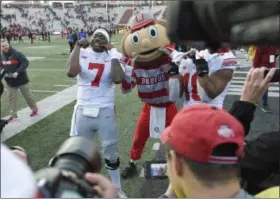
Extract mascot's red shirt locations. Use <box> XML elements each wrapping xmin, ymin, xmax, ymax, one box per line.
<box><xmin>121</xmin><ymin>44</ymin><xmax>176</xmax><ymax>107</ymax></box>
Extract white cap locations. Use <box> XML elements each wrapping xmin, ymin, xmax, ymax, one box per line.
<box><xmin>1</xmin><ymin>144</ymin><xmax>38</xmax><ymax>198</ymax></box>
<box><xmin>93</xmin><ymin>28</ymin><xmax>110</xmax><ymax>42</ymax></box>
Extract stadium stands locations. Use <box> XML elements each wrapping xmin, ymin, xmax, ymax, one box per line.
<box><xmin>1</xmin><ymin>0</ymin><xmax>167</xmax><ymax>35</ymax></box>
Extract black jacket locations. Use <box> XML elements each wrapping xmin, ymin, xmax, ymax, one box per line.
<box><xmin>229</xmin><ymin>100</ymin><xmax>280</xmax><ymax>195</ymax></box>
<box><xmin>1</xmin><ymin>47</ymin><xmax>29</xmax><ymax>87</ymax></box>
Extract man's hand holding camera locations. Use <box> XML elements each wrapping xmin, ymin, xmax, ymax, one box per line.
<box><xmin>85</xmin><ymin>173</ymin><xmax>117</xmax><ymax>198</ymax></box>
<box><xmin>241</xmin><ymin>67</ymin><xmax>276</xmax><ymax>104</ymax></box>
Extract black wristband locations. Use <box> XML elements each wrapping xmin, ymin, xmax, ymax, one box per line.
<box><xmin>198</xmin><ymin>72</ymin><xmax>208</xmax><ymax>77</ymax></box>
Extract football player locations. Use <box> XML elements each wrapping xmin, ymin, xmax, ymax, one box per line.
<box><xmin>170</xmin><ymin>46</ymin><xmax>238</xmax><ymax>108</ymax></box>
<box><xmin>66</xmin><ymin>28</ymin><xmax>127</xmax><ymax>198</ymax></box>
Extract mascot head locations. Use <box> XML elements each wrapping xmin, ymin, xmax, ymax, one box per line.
<box><xmin>121</xmin><ymin>12</ymin><xmax>170</xmax><ymax>63</ymax></box>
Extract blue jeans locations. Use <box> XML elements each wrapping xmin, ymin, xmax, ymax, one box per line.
<box><xmin>262</xmin><ymin>90</ymin><xmax>268</xmax><ymax>105</ymax></box>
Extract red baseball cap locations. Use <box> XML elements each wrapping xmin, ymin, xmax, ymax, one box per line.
<box><xmin>161</xmin><ymin>104</ymin><xmax>245</xmax><ymax>164</ymax></box>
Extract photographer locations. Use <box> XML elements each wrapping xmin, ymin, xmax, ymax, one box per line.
<box><xmin>228</xmin><ymin>67</ymin><xmax>280</xmax><ymax>195</ymax></box>
<box><xmin>0</xmin><ymin>142</ymin><xmax>118</xmax><ymax>198</ymax></box>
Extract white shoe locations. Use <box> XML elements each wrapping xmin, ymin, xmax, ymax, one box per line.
<box><xmin>117</xmin><ymin>189</ymin><xmax>127</xmax><ymax>198</ymax></box>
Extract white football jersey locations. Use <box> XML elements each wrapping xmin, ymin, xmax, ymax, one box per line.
<box><xmin>77</xmin><ymin>48</ymin><xmax>122</xmax><ymax>108</ymax></box>
<box><xmin>179</xmin><ymin>51</ymin><xmax>237</xmax><ymax>108</ymax></box>
<box><xmin>179</xmin><ymin>58</ymin><xmax>202</xmax><ymax>107</ymax></box>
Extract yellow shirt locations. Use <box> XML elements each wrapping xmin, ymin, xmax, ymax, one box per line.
<box><xmin>247</xmin><ymin>46</ymin><xmax>256</xmax><ymax>60</ymax></box>
<box><xmin>255</xmin><ymin>186</ymin><xmax>280</xmax><ymax>198</ymax></box>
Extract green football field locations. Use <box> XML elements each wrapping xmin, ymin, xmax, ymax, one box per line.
<box><xmin>2</xmin><ymin>35</ymin><xmax>160</xmax><ymax>197</ymax></box>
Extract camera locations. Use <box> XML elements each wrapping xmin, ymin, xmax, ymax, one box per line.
<box><xmin>35</xmin><ymin>137</ymin><xmax>102</xmax><ymax>198</ymax></box>
<box><xmin>167</xmin><ymin>1</ymin><xmax>280</xmax><ymax>46</ymax></box>
<box><xmin>144</xmin><ymin>161</ymin><xmax>168</xmax><ymax>180</ymax></box>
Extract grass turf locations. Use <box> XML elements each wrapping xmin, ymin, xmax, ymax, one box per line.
<box><xmin>2</xmin><ymin>35</ymin><xmax>160</xmax><ymax>197</ymax></box>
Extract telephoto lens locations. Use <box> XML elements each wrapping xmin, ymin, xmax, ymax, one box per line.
<box><xmin>49</xmin><ymin>136</ymin><xmax>102</xmax><ymax>177</ymax></box>
<box><xmin>35</xmin><ymin>137</ymin><xmax>102</xmax><ymax>198</ymax></box>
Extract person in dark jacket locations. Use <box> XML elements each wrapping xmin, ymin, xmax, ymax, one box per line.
<box><xmin>228</xmin><ymin>67</ymin><xmax>279</xmax><ymax>195</ymax></box>
<box><xmin>253</xmin><ymin>46</ymin><xmax>279</xmax><ymax>112</ymax></box>
<box><xmin>0</xmin><ymin>39</ymin><xmax>38</xmax><ymax>122</ymax></box>
<box><xmin>67</xmin><ymin>28</ymin><xmax>75</xmax><ymax>53</ymax></box>
<box><xmin>160</xmin><ymin>67</ymin><xmax>279</xmax><ymax>198</ymax></box>
<box><xmin>78</xmin><ymin>29</ymin><xmax>87</xmax><ymax>40</ymax></box>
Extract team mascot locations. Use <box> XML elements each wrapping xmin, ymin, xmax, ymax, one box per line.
<box><xmin>111</xmin><ymin>12</ymin><xmax>187</xmax><ymax>178</ymax></box>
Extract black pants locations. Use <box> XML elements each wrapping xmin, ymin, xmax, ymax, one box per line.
<box><xmin>69</xmin><ymin>42</ymin><xmax>74</xmax><ymax>53</ymax></box>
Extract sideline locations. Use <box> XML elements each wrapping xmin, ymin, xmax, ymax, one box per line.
<box><xmin>1</xmin><ymin>85</ymin><xmax>77</xmax><ymax>142</ymax></box>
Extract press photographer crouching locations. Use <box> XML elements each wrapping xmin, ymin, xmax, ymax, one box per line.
<box><xmin>1</xmin><ymin>136</ymin><xmax>118</xmax><ymax>198</ymax></box>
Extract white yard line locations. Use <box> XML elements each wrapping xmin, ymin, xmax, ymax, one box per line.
<box><xmin>30</xmin><ymin>59</ymin><xmax>68</xmax><ymax>61</ymax></box>
<box><xmin>140</xmin><ymin>168</ymin><xmax>145</xmax><ymax>178</ymax></box>
<box><xmin>28</xmin><ymin>68</ymin><xmax>65</xmax><ymax>71</ymax></box>
<box><xmin>152</xmin><ymin>142</ymin><xmax>160</xmax><ymax>151</ymax></box>
<box><xmin>4</xmin><ymin>89</ymin><xmax>59</xmax><ymax>93</ymax></box>
<box><xmin>1</xmin><ymin>85</ymin><xmax>77</xmax><ymax>142</ymax></box>
<box><xmin>53</xmin><ymin>84</ymin><xmax>70</xmax><ymax>87</ymax></box>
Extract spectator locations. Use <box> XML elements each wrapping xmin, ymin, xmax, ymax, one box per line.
<box><xmin>0</xmin><ymin>38</ymin><xmax>38</xmax><ymax>122</ymax></box>
<box><xmin>67</xmin><ymin>28</ymin><xmax>75</xmax><ymax>53</ymax></box>
<box><xmin>160</xmin><ymin>104</ymin><xmax>249</xmax><ymax>198</ymax></box>
<box><xmin>78</xmin><ymin>29</ymin><xmax>87</xmax><ymax>40</ymax></box>
<box><xmin>253</xmin><ymin>46</ymin><xmax>278</xmax><ymax>112</ymax></box>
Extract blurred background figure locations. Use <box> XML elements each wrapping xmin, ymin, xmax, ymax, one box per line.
<box><xmin>253</xmin><ymin>46</ymin><xmax>279</xmax><ymax>113</ymax></box>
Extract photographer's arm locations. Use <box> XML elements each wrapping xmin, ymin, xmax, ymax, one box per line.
<box><xmin>198</xmin><ymin>69</ymin><xmax>233</xmax><ymax>99</ymax></box>
<box><xmin>228</xmin><ymin>101</ymin><xmax>256</xmax><ymax>136</ymax></box>
<box><xmin>66</xmin><ymin>44</ymin><xmax>81</xmax><ymax>78</ymax></box>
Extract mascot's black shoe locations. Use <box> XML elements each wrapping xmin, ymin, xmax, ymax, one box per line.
<box><xmin>121</xmin><ymin>162</ymin><xmax>137</xmax><ymax>179</ymax></box>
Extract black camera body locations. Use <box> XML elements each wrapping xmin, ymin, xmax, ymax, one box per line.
<box><xmin>35</xmin><ymin>137</ymin><xmax>102</xmax><ymax>198</ymax></box>
<box><xmin>0</xmin><ymin>68</ymin><xmax>8</xmax><ymax>133</ymax></box>
<box><xmin>167</xmin><ymin>1</ymin><xmax>280</xmax><ymax>46</ymax></box>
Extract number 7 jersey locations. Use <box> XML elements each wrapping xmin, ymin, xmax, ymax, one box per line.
<box><xmin>77</xmin><ymin>48</ymin><xmax>122</xmax><ymax>108</ymax></box>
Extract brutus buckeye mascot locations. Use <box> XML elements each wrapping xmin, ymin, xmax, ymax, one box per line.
<box><xmin>111</xmin><ymin>12</ymin><xmax>186</xmax><ymax>178</ymax></box>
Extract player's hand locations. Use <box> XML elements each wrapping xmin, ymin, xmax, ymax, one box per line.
<box><xmin>241</xmin><ymin>67</ymin><xmax>276</xmax><ymax>104</ymax></box>
<box><xmin>76</xmin><ymin>39</ymin><xmax>90</xmax><ymax>48</ymax></box>
<box><xmin>158</xmin><ymin>47</ymin><xmax>171</xmax><ymax>56</ymax></box>
<box><xmin>11</xmin><ymin>72</ymin><xmax>18</xmax><ymax>78</ymax></box>
<box><xmin>193</xmin><ymin>59</ymin><xmax>209</xmax><ymax>77</ymax></box>
<box><xmin>168</xmin><ymin>62</ymin><xmax>179</xmax><ymax>76</ymax></box>
<box><xmin>102</xmin><ymin>43</ymin><xmax>114</xmax><ymax>50</ymax></box>
<box><xmin>185</xmin><ymin>48</ymin><xmax>196</xmax><ymax>59</ymax></box>
<box><xmin>85</xmin><ymin>173</ymin><xmax>117</xmax><ymax>198</ymax></box>
<box><xmin>4</xmin><ymin>73</ymin><xmax>11</xmax><ymax>78</ymax></box>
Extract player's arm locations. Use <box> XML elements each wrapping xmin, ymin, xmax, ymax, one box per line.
<box><xmin>110</xmin><ymin>49</ymin><xmax>124</xmax><ymax>84</ymax></box>
<box><xmin>195</xmin><ymin>58</ymin><xmax>234</xmax><ymax>99</ymax></box>
<box><xmin>16</xmin><ymin>51</ymin><xmax>29</xmax><ymax>74</ymax></box>
<box><xmin>66</xmin><ymin>43</ymin><xmax>81</xmax><ymax>78</ymax></box>
<box><xmin>198</xmin><ymin>69</ymin><xmax>233</xmax><ymax>99</ymax></box>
